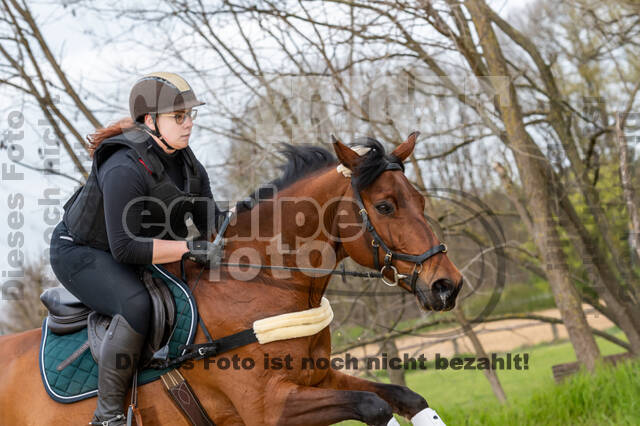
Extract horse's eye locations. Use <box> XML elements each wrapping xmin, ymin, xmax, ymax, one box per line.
<box><xmin>375</xmin><ymin>201</ymin><xmax>394</xmax><ymax>215</ymax></box>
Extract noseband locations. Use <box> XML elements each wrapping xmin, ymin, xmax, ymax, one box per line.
<box><xmin>350</xmin><ymin>162</ymin><xmax>447</xmax><ymax>294</ymax></box>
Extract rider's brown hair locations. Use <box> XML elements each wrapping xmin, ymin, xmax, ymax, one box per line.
<box><xmin>86</xmin><ymin>117</ymin><xmax>137</xmax><ymax>157</ymax></box>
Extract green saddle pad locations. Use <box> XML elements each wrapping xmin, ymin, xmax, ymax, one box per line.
<box><xmin>39</xmin><ymin>264</ymin><xmax>198</xmax><ymax>403</ymax></box>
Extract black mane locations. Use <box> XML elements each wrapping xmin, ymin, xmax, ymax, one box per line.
<box><xmin>351</xmin><ymin>137</ymin><xmax>405</xmax><ymax>191</ymax></box>
<box><xmin>248</xmin><ymin>144</ymin><xmax>337</xmax><ymax>202</ymax></box>
<box><xmin>241</xmin><ymin>139</ymin><xmax>404</xmax><ymax>208</ymax></box>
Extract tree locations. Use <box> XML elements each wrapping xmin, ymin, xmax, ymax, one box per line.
<box><xmin>0</xmin><ymin>0</ymin><xmax>104</xmax><ymax>179</ymax></box>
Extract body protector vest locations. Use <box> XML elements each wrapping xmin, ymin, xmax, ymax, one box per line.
<box><xmin>63</xmin><ymin>129</ymin><xmax>208</xmax><ymax>251</ymax></box>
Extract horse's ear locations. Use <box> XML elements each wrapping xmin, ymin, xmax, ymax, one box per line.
<box><xmin>331</xmin><ymin>134</ymin><xmax>361</xmax><ymax>169</ymax></box>
<box><xmin>391</xmin><ymin>131</ymin><xmax>420</xmax><ymax>162</ymax></box>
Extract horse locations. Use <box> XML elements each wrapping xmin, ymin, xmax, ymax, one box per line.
<box><xmin>0</xmin><ymin>133</ymin><xmax>463</xmax><ymax>425</ymax></box>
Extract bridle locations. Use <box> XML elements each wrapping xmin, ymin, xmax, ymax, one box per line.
<box><xmin>349</xmin><ymin>161</ymin><xmax>447</xmax><ymax>294</ymax></box>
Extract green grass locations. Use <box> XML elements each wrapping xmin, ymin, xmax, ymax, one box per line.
<box><xmin>440</xmin><ymin>357</ymin><xmax>640</xmax><ymax>426</ymax></box>
<box><xmin>337</xmin><ymin>330</ymin><xmax>638</xmax><ymax>425</ymax></box>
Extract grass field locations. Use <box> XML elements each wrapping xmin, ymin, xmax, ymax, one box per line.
<box><xmin>338</xmin><ymin>329</ymin><xmax>639</xmax><ymax>425</ymax></box>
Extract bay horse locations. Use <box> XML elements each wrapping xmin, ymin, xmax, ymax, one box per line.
<box><xmin>0</xmin><ymin>133</ymin><xmax>463</xmax><ymax>425</ymax></box>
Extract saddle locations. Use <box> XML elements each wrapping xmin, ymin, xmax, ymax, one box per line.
<box><xmin>40</xmin><ymin>268</ymin><xmax>176</xmax><ymax>367</ymax></box>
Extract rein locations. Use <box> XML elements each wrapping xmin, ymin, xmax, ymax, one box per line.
<box><xmin>218</xmin><ymin>262</ymin><xmax>383</xmax><ymax>279</ymax></box>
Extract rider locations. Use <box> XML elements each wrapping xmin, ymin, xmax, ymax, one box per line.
<box><xmin>49</xmin><ymin>72</ymin><xmax>222</xmax><ymax>425</ymax></box>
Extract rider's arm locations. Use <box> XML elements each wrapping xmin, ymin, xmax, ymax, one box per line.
<box><xmin>101</xmin><ymin>164</ymin><xmax>154</xmax><ymax>263</ymax></box>
<box><xmin>151</xmin><ymin>239</ymin><xmax>188</xmax><ymax>264</ymax></box>
<box><xmin>192</xmin><ymin>161</ymin><xmax>221</xmax><ymax>239</ymax></box>
<box><xmin>100</xmin><ymin>158</ymin><xmax>186</xmax><ymax>264</ymax></box>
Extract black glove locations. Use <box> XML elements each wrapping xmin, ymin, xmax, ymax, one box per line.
<box><xmin>235</xmin><ymin>197</ymin><xmax>255</xmax><ymax>214</ymax></box>
<box><xmin>184</xmin><ymin>240</ymin><xmax>223</xmax><ymax>269</ymax></box>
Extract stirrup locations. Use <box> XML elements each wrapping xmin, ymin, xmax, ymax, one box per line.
<box><xmin>89</xmin><ymin>413</ymin><xmax>125</xmax><ymax>426</ymax></box>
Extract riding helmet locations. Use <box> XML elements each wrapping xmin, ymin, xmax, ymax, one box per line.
<box><xmin>129</xmin><ymin>72</ymin><xmax>205</xmax><ymax>123</ymax></box>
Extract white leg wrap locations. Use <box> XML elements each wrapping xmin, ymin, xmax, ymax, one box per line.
<box><xmin>411</xmin><ymin>407</ymin><xmax>446</xmax><ymax>426</ymax></box>
<box><xmin>387</xmin><ymin>417</ymin><xmax>401</xmax><ymax>426</ymax></box>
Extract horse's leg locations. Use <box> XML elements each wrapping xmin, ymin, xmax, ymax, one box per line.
<box><xmin>266</xmin><ymin>382</ymin><xmax>393</xmax><ymax>426</ymax></box>
<box><xmin>317</xmin><ymin>369</ymin><xmax>429</xmax><ymax>419</ymax></box>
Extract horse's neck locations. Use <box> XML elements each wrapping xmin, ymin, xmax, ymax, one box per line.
<box><xmin>225</xmin><ymin>168</ymin><xmax>350</xmax><ymax>306</ymax></box>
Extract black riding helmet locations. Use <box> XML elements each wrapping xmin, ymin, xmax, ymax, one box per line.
<box><xmin>129</xmin><ymin>72</ymin><xmax>205</xmax><ymax>150</ymax></box>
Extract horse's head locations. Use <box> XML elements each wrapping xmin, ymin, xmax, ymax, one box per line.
<box><xmin>332</xmin><ymin>133</ymin><xmax>463</xmax><ymax>311</ymax></box>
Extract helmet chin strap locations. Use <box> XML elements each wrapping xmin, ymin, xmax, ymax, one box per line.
<box><xmin>143</xmin><ymin>114</ymin><xmax>175</xmax><ymax>151</ymax></box>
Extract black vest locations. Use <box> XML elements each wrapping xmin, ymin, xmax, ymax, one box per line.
<box><xmin>63</xmin><ymin>129</ymin><xmax>204</xmax><ymax>251</ymax></box>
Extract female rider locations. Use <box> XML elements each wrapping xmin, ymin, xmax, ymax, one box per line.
<box><xmin>49</xmin><ymin>72</ymin><xmax>221</xmax><ymax>425</ymax></box>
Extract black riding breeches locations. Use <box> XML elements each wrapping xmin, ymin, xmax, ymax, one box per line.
<box><xmin>49</xmin><ymin>221</ymin><xmax>151</xmax><ymax>335</ymax></box>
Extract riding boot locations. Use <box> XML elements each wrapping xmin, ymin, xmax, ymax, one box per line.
<box><xmin>90</xmin><ymin>314</ymin><xmax>145</xmax><ymax>426</ymax></box>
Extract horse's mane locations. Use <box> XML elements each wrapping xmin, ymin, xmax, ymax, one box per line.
<box><xmin>349</xmin><ymin>137</ymin><xmax>405</xmax><ymax>191</ymax></box>
<box><xmin>242</xmin><ymin>138</ymin><xmax>404</xmax><ymax>208</ymax></box>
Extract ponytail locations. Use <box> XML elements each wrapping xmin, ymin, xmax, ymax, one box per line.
<box><xmin>86</xmin><ymin>117</ymin><xmax>137</xmax><ymax>157</ymax></box>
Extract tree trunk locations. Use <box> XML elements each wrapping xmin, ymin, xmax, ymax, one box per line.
<box><xmin>455</xmin><ymin>308</ymin><xmax>507</xmax><ymax>404</ymax></box>
<box><xmin>617</xmin><ymin>113</ymin><xmax>640</xmax><ymax>265</ymax></box>
<box><xmin>381</xmin><ymin>339</ymin><xmax>406</xmax><ymax>387</ymax></box>
<box><xmin>467</xmin><ymin>0</ymin><xmax>600</xmax><ymax>370</ymax></box>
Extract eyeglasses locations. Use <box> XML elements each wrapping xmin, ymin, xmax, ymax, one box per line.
<box><xmin>157</xmin><ymin>109</ymin><xmax>198</xmax><ymax>125</ymax></box>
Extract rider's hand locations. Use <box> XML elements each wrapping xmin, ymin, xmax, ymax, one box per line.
<box><xmin>235</xmin><ymin>197</ymin><xmax>255</xmax><ymax>214</ymax></box>
<box><xmin>184</xmin><ymin>240</ymin><xmax>223</xmax><ymax>269</ymax></box>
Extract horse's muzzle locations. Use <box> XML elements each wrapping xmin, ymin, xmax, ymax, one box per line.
<box><xmin>415</xmin><ymin>277</ymin><xmax>462</xmax><ymax>311</ymax></box>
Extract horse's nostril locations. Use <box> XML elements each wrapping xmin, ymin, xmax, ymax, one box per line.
<box><xmin>432</xmin><ymin>279</ymin><xmax>454</xmax><ymax>299</ymax></box>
